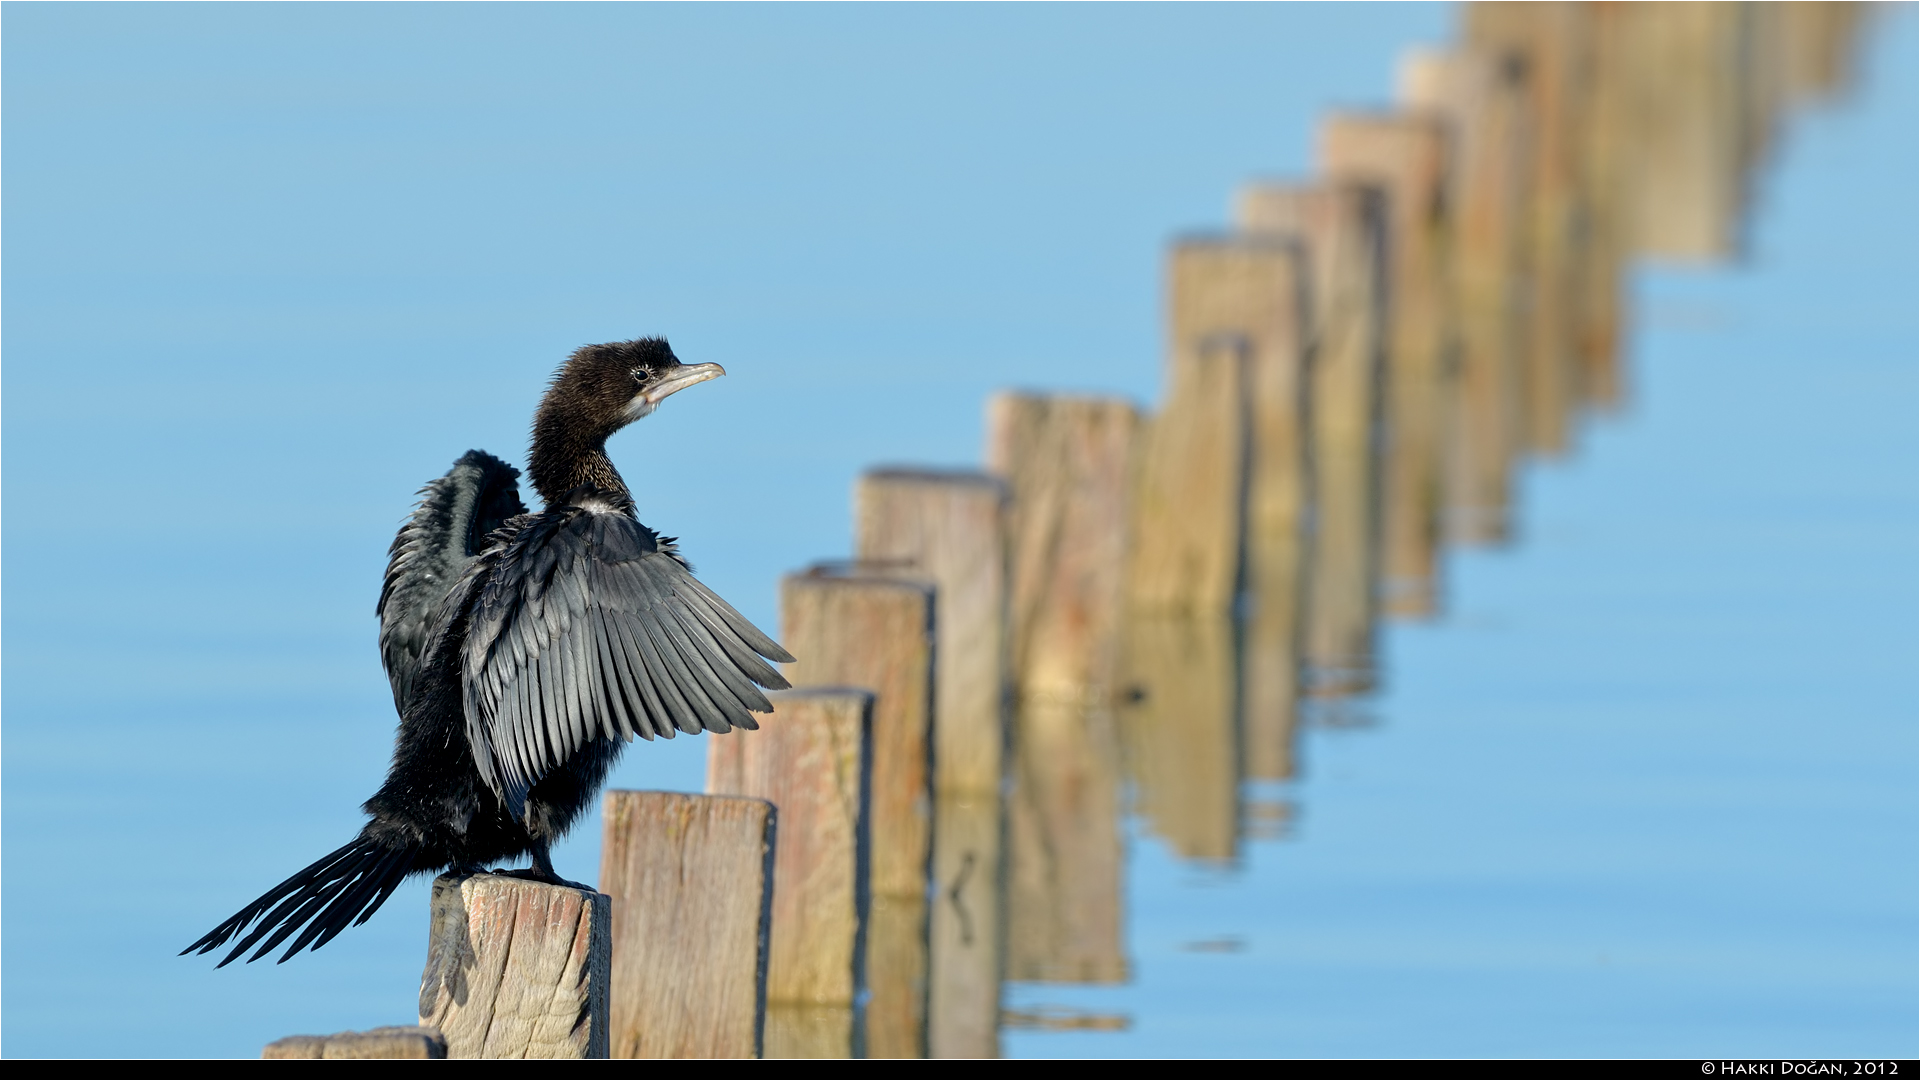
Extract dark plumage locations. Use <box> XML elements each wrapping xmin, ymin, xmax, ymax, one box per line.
<box><xmin>184</xmin><ymin>338</ymin><xmax>792</xmax><ymax>967</ymax></box>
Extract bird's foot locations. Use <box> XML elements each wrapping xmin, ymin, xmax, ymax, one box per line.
<box><xmin>490</xmin><ymin>866</ymin><xmax>594</xmax><ymax>892</ymax></box>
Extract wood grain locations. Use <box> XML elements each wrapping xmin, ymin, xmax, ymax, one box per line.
<box><xmin>418</xmin><ymin>873</ymin><xmax>611</xmax><ymax>1059</ymax></box>
<box><xmin>780</xmin><ymin>568</ymin><xmax>934</xmax><ymax>1058</ymax></box>
<box><xmin>706</xmin><ymin>689</ymin><xmax>873</xmax><ymax>1015</ymax></box>
<box><xmin>598</xmin><ymin>791</ymin><xmax>775</xmax><ymax>1059</ymax></box>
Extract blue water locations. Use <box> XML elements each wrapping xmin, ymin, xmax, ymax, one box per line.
<box><xmin>3</xmin><ymin>3</ymin><xmax>1912</xmax><ymax>1058</ymax></box>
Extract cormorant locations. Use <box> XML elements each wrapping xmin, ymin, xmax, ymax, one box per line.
<box><xmin>183</xmin><ymin>338</ymin><xmax>792</xmax><ymax>967</ymax></box>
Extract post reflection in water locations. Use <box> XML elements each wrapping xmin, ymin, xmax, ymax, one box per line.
<box><xmin>733</xmin><ymin>0</ymin><xmax>1871</xmax><ymax>1057</ymax></box>
<box><xmin>994</xmin><ymin>0</ymin><xmax>1865</xmax><ymax>1057</ymax></box>
<box><xmin>853</xmin><ymin>470</ymin><xmax>1009</xmax><ymax>1059</ymax></box>
<box><xmin>990</xmin><ymin>395</ymin><xmax>1135</xmax><ymax>986</ymax></box>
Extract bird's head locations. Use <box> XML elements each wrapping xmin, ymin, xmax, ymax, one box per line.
<box><xmin>539</xmin><ymin>337</ymin><xmax>726</xmax><ymax>439</ymax></box>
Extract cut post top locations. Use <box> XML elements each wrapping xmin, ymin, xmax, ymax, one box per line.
<box><xmin>786</xmin><ymin>561</ymin><xmax>940</xmax><ymax>594</ymax></box>
<box><xmin>861</xmin><ymin>466</ymin><xmax>1008</xmax><ymax>494</ymax></box>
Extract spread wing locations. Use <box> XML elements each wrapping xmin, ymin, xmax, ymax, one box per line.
<box><xmin>377</xmin><ymin>451</ymin><xmax>528</xmax><ymax>715</ymax></box>
<box><xmin>460</xmin><ymin>503</ymin><xmax>794</xmax><ymax>815</ymax></box>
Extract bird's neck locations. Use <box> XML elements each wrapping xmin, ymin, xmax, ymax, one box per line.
<box><xmin>529</xmin><ymin>431</ymin><xmax>633</xmax><ymax>512</ymax></box>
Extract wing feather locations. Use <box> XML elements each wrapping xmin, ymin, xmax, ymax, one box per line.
<box><xmin>681</xmin><ymin>575</ymin><xmax>796</xmax><ymax>664</ymax></box>
<box><xmin>666</xmin><ymin>599</ymin><xmax>772</xmax><ymax>716</ymax></box>
<box><xmin>559</xmin><ymin>640</ymin><xmax>581</xmax><ymax>752</ymax></box>
<box><xmin>621</xmin><ymin>608</ymin><xmax>691</xmax><ymax>735</ymax></box>
<box><xmin>561</xmin><ymin>627</ymin><xmax>594</xmax><ymax>748</ymax></box>
<box><xmin>640</xmin><ymin>614</ymin><xmax>725</xmax><ymax>735</ymax></box>
<box><xmin>680</xmin><ymin>595</ymin><xmax>790</xmax><ymax>691</ymax></box>
<box><xmin>605</xmin><ymin>609</ymin><xmax>669</xmax><ymax>740</ymax></box>
<box><xmin>377</xmin><ymin>452</ymin><xmax>526</xmax><ymax>714</ymax></box>
<box><xmin>589</xmin><ymin>614</ymin><xmax>639</xmax><ymax>742</ymax></box>
<box><xmin>460</xmin><ymin>502</ymin><xmax>789</xmax><ymax>811</ymax></box>
<box><xmin>652</xmin><ymin>602</ymin><xmax>753</xmax><ymax>730</ymax></box>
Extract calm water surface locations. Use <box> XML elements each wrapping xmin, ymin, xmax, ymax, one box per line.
<box><xmin>2</xmin><ymin>4</ymin><xmax>1912</xmax><ymax>1058</ymax></box>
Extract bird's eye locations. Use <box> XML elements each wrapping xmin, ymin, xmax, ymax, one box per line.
<box><xmin>630</xmin><ymin>366</ymin><xmax>651</xmax><ymax>382</ymax></box>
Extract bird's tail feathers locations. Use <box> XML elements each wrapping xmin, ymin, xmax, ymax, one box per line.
<box><xmin>181</xmin><ymin>834</ymin><xmax>417</xmax><ymax>967</ymax></box>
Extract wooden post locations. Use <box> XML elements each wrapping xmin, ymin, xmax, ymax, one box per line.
<box><xmin>418</xmin><ymin>874</ymin><xmax>612</xmax><ymax>1059</ymax></box>
<box><xmin>987</xmin><ymin>392</ymin><xmax>1140</xmax><ymax>709</ymax></box>
<box><xmin>1123</xmin><ymin>248</ymin><xmax>1261</xmax><ymax>849</ymax></box>
<box><xmin>985</xmin><ymin>393</ymin><xmax>1134</xmax><ymax>984</ymax></box>
<box><xmin>1126</xmin><ymin>331</ymin><xmax>1248</xmax><ymax>619</ymax></box>
<box><xmin>1148</xmin><ymin>236</ymin><xmax>1311</xmax><ymax>778</ymax></box>
<box><xmin>1400</xmin><ymin>45</ymin><xmax>1529</xmax><ymax>548</ymax></box>
<box><xmin>780</xmin><ymin>568</ymin><xmax>935</xmax><ymax>1059</ymax></box>
<box><xmin>852</xmin><ymin>470</ymin><xmax>1008</xmax><ymax>1059</ymax></box>
<box><xmin>854</xmin><ymin>470</ymin><xmax>1008</xmax><ymax>798</ymax></box>
<box><xmin>706</xmin><ymin>688</ymin><xmax>873</xmax><ymax>1058</ymax></box>
<box><xmin>263</xmin><ymin>1027</ymin><xmax>446</xmax><ymax>1059</ymax></box>
<box><xmin>1135</xmin><ymin>238</ymin><xmax>1310</xmax><ymax>618</ymax></box>
<box><xmin>598</xmin><ymin>791</ymin><xmax>775</xmax><ymax>1059</ymax></box>
<box><xmin>1319</xmin><ymin>110</ymin><xmax>1453</xmax><ymax>619</ymax></box>
<box><xmin>1238</xmin><ymin>181</ymin><xmax>1389</xmax><ymax>699</ymax></box>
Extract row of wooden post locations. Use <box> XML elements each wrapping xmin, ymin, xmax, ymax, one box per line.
<box><xmin>268</xmin><ymin>0</ymin><xmax>1866</xmax><ymax>1060</ymax></box>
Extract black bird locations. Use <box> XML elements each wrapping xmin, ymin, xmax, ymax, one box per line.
<box><xmin>184</xmin><ymin>338</ymin><xmax>792</xmax><ymax>967</ymax></box>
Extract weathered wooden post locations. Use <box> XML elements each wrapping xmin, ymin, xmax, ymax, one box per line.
<box><xmin>598</xmin><ymin>791</ymin><xmax>776</xmax><ymax>1059</ymax></box>
<box><xmin>854</xmin><ymin>469</ymin><xmax>1008</xmax><ymax>1059</ymax></box>
<box><xmin>988</xmin><ymin>393</ymin><xmax>1139</xmax><ymax>709</ymax></box>
<box><xmin>781</xmin><ymin>568</ymin><xmax>935</xmax><ymax>1059</ymax></box>
<box><xmin>1139</xmin><ymin>236</ymin><xmax>1312</xmax><ymax>786</ymax></box>
<box><xmin>418</xmin><ymin>874</ymin><xmax>612</xmax><ymax>1059</ymax></box>
<box><xmin>706</xmin><ymin>689</ymin><xmax>874</xmax><ymax>1059</ymax></box>
<box><xmin>1122</xmin><ymin>329</ymin><xmax>1249</xmax><ymax>859</ymax></box>
<box><xmin>856</xmin><ymin>470</ymin><xmax>1008</xmax><ymax>799</ymax></box>
<box><xmin>1400</xmin><ymin>45</ymin><xmax>1530</xmax><ymax>548</ymax></box>
<box><xmin>263</xmin><ymin>1027</ymin><xmax>447</xmax><ymax>1059</ymax></box>
<box><xmin>1238</xmin><ymin>181</ymin><xmax>1388</xmax><ymax>701</ymax></box>
<box><xmin>986</xmin><ymin>393</ymin><xmax>1134</xmax><ymax>983</ymax></box>
<box><xmin>1319</xmin><ymin>111</ymin><xmax>1453</xmax><ymax>620</ymax></box>
<box><xmin>1134</xmin><ymin>238</ymin><xmax>1311</xmax><ymax>619</ymax></box>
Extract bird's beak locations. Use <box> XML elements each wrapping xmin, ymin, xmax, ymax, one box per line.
<box><xmin>644</xmin><ymin>362</ymin><xmax>726</xmax><ymax>405</ymax></box>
